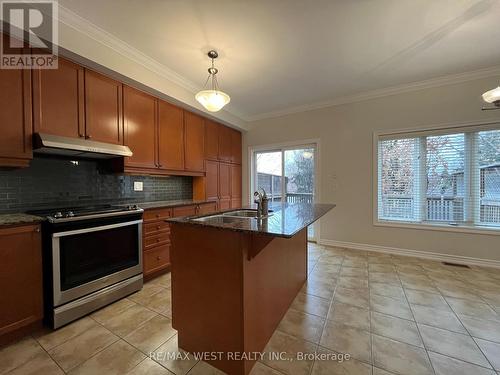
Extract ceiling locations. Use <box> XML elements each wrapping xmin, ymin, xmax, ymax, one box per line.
<box><xmin>58</xmin><ymin>0</ymin><xmax>500</xmax><ymax>121</ymax></box>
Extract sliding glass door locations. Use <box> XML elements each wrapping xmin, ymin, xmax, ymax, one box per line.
<box><xmin>253</xmin><ymin>144</ymin><xmax>317</xmax><ymax>240</ymax></box>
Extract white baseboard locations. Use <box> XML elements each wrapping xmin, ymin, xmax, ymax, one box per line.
<box><xmin>317</xmin><ymin>239</ymin><xmax>500</xmax><ymax>269</ymax></box>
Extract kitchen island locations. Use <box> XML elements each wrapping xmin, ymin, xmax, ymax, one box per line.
<box><xmin>167</xmin><ymin>202</ymin><xmax>335</xmax><ymax>375</ymax></box>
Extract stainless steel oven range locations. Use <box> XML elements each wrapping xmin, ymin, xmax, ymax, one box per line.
<box><xmin>29</xmin><ymin>205</ymin><xmax>144</xmax><ymax>328</ymax></box>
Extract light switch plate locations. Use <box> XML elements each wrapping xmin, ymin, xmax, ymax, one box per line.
<box><xmin>133</xmin><ymin>181</ymin><xmax>143</xmax><ymax>191</ymax></box>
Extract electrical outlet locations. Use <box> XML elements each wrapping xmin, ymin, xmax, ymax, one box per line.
<box><xmin>133</xmin><ymin>181</ymin><xmax>143</xmax><ymax>191</ymax></box>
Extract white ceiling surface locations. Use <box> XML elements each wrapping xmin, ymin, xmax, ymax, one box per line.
<box><xmin>59</xmin><ymin>0</ymin><xmax>500</xmax><ymax>121</ymax></box>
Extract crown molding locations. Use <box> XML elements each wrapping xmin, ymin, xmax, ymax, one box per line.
<box><xmin>246</xmin><ymin>65</ymin><xmax>500</xmax><ymax>122</ymax></box>
<box><xmin>57</xmin><ymin>5</ymin><xmax>251</xmax><ymax>124</ymax></box>
<box><xmin>56</xmin><ymin>5</ymin><xmax>500</xmax><ymax>125</ymax></box>
<box><xmin>58</xmin><ymin>5</ymin><xmax>202</xmax><ymax>93</ymax></box>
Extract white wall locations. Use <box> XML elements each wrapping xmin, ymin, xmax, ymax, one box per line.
<box><xmin>244</xmin><ymin>77</ymin><xmax>500</xmax><ymax>262</ymax></box>
<box><xmin>55</xmin><ymin>15</ymin><xmax>248</xmax><ymax>131</ymax></box>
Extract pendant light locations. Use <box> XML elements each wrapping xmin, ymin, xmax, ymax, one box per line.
<box><xmin>195</xmin><ymin>50</ymin><xmax>230</xmax><ymax>112</ymax></box>
<box><xmin>482</xmin><ymin>86</ymin><xmax>500</xmax><ymax>110</ymax></box>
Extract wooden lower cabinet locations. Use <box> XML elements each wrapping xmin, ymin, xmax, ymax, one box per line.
<box><xmin>0</xmin><ymin>224</ymin><xmax>43</xmax><ymax>345</ymax></box>
<box><xmin>143</xmin><ymin>207</ymin><xmax>172</xmax><ymax>279</ymax></box>
<box><xmin>144</xmin><ymin>245</ymin><xmax>171</xmax><ymax>276</ymax></box>
<box><xmin>142</xmin><ymin>204</ymin><xmax>200</xmax><ymax>279</ymax></box>
<box><xmin>173</xmin><ymin>205</ymin><xmax>197</xmax><ymax>217</ymax></box>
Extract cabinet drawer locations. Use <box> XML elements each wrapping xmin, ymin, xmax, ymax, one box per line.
<box><xmin>144</xmin><ymin>233</ymin><xmax>170</xmax><ymax>250</ymax></box>
<box><xmin>144</xmin><ymin>221</ymin><xmax>170</xmax><ymax>237</ymax></box>
<box><xmin>144</xmin><ymin>208</ymin><xmax>172</xmax><ymax>222</ymax></box>
<box><xmin>144</xmin><ymin>245</ymin><xmax>170</xmax><ymax>275</ymax></box>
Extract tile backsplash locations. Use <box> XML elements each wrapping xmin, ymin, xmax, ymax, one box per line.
<box><xmin>0</xmin><ymin>157</ymin><xmax>192</xmax><ymax>213</ymax></box>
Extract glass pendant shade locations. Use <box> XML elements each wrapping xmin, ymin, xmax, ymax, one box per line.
<box><xmin>195</xmin><ymin>89</ymin><xmax>230</xmax><ymax>112</ymax></box>
<box><xmin>482</xmin><ymin>86</ymin><xmax>500</xmax><ymax>104</ymax></box>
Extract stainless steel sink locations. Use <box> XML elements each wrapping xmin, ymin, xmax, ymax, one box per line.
<box><xmin>222</xmin><ymin>209</ymin><xmax>273</xmax><ymax>218</ymax></box>
<box><xmin>192</xmin><ymin>215</ymin><xmax>249</xmax><ymax>224</ymax></box>
<box><xmin>191</xmin><ymin>210</ymin><xmax>274</xmax><ymax>224</ymax></box>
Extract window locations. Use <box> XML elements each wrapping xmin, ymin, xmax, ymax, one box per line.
<box><xmin>377</xmin><ymin>126</ymin><xmax>500</xmax><ymax>229</ymax></box>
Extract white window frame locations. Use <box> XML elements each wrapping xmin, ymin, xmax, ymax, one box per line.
<box><xmin>248</xmin><ymin>139</ymin><xmax>321</xmax><ymax>241</ymax></box>
<box><xmin>373</xmin><ymin>120</ymin><xmax>500</xmax><ymax>236</ymax></box>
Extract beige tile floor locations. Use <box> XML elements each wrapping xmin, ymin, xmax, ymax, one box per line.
<box><xmin>2</xmin><ymin>243</ymin><xmax>500</xmax><ymax>374</ymax></box>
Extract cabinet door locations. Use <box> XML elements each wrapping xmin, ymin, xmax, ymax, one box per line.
<box><xmin>231</xmin><ymin>164</ymin><xmax>242</xmax><ymax>199</ymax></box>
<box><xmin>158</xmin><ymin>101</ymin><xmax>184</xmax><ymax>170</ymax></box>
<box><xmin>0</xmin><ymin>225</ymin><xmax>42</xmax><ymax>338</ymax></box>
<box><xmin>123</xmin><ymin>86</ymin><xmax>157</xmax><ymax>169</ymax></box>
<box><xmin>231</xmin><ymin>198</ymin><xmax>242</xmax><ymax>209</ymax></box>
<box><xmin>144</xmin><ymin>245</ymin><xmax>170</xmax><ymax>277</ymax></box>
<box><xmin>173</xmin><ymin>205</ymin><xmax>197</xmax><ymax>217</ymax></box>
<box><xmin>0</xmin><ymin>67</ymin><xmax>32</xmax><ymax>166</ymax></box>
<box><xmin>231</xmin><ymin>129</ymin><xmax>242</xmax><ymax>164</ymax></box>
<box><xmin>218</xmin><ymin>125</ymin><xmax>232</xmax><ymax>162</ymax></box>
<box><xmin>33</xmin><ymin>57</ymin><xmax>84</xmax><ymax>139</ymax></box>
<box><xmin>204</xmin><ymin>120</ymin><xmax>219</xmax><ymax>160</ymax></box>
<box><xmin>219</xmin><ymin>162</ymin><xmax>231</xmax><ymax>201</ymax></box>
<box><xmin>84</xmin><ymin>70</ymin><xmax>123</xmax><ymax>144</ymax></box>
<box><xmin>230</xmin><ymin>164</ymin><xmax>242</xmax><ymax>209</ymax></box>
<box><xmin>219</xmin><ymin>198</ymin><xmax>231</xmax><ymax>210</ymax></box>
<box><xmin>184</xmin><ymin>111</ymin><xmax>205</xmax><ymax>172</ymax></box>
<box><xmin>205</xmin><ymin>160</ymin><xmax>219</xmax><ymax>201</ymax></box>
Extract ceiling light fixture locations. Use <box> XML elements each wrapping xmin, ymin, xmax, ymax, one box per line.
<box><xmin>482</xmin><ymin>86</ymin><xmax>500</xmax><ymax>110</ymax></box>
<box><xmin>195</xmin><ymin>50</ymin><xmax>230</xmax><ymax>112</ymax></box>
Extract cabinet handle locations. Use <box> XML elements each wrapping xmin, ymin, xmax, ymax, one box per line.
<box><xmin>35</xmin><ymin>228</ymin><xmax>41</xmax><ymax>233</ymax></box>
<box><xmin>157</xmin><ymin>225</ymin><xmax>161</xmax><ymax>230</ymax></box>
<box><xmin>158</xmin><ymin>164</ymin><xmax>163</xmax><ymax>168</ymax></box>
<box><xmin>78</xmin><ymin>133</ymin><xmax>84</xmax><ymax>138</ymax></box>
<box><xmin>157</xmin><ymin>256</ymin><xmax>161</xmax><ymax>260</ymax></box>
<box><xmin>86</xmin><ymin>135</ymin><xmax>92</xmax><ymax>139</ymax></box>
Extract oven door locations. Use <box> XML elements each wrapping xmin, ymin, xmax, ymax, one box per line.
<box><xmin>52</xmin><ymin>219</ymin><xmax>143</xmax><ymax>306</ymax></box>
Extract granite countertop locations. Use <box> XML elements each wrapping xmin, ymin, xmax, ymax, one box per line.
<box><xmin>0</xmin><ymin>213</ymin><xmax>44</xmax><ymax>227</ymax></box>
<box><xmin>136</xmin><ymin>199</ymin><xmax>217</xmax><ymax>210</ymax></box>
<box><xmin>167</xmin><ymin>202</ymin><xmax>335</xmax><ymax>238</ymax></box>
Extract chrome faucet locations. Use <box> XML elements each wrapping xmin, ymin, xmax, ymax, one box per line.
<box><xmin>254</xmin><ymin>188</ymin><xmax>269</xmax><ymax>218</ymax></box>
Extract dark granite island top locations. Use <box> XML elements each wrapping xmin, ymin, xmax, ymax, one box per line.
<box><xmin>168</xmin><ymin>202</ymin><xmax>335</xmax><ymax>375</ymax></box>
<box><xmin>167</xmin><ymin>202</ymin><xmax>335</xmax><ymax>238</ymax></box>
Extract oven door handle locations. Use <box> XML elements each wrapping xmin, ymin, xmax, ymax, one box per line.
<box><xmin>52</xmin><ymin>220</ymin><xmax>143</xmax><ymax>238</ymax></box>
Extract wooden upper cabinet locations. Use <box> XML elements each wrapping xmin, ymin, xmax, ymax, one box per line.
<box><xmin>231</xmin><ymin>129</ymin><xmax>242</xmax><ymax>164</ymax></box>
<box><xmin>158</xmin><ymin>101</ymin><xmax>184</xmax><ymax>171</ymax></box>
<box><xmin>204</xmin><ymin>120</ymin><xmax>219</xmax><ymax>160</ymax></box>
<box><xmin>0</xmin><ymin>67</ymin><xmax>32</xmax><ymax>167</ymax></box>
<box><xmin>0</xmin><ymin>224</ymin><xmax>43</xmax><ymax>342</ymax></box>
<box><xmin>218</xmin><ymin>125</ymin><xmax>233</xmax><ymax>162</ymax></box>
<box><xmin>84</xmin><ymin>70</ymin><xmax>123</xmax><ymax>144</ymax></box>
<box><xmin>231</xmin><ymin>164</ymin><xmax>242</xmax><ymax>198</ymax></box>
<box><xmin>219</xmin><ymin>162</ymin><xmax>231</xmax><ymax>200</ymax></box>
<box><xmin>123</xmin><ymin>86</ymin><xmax>157</xmax><ymax>170</ymax></box>
<box><xmin>205</xmin><ymin>160</ymin><xmax>219</xmax><ymax>201</ymax></box>
<box><xmin>33</xmin><ymin>57</ymin><xmax>84</xmax><ymax>139</ymax></box>
<box><xmin>184</xmin><ymin>111</ymin><xmax>205</xmax><ymax>172</ymax></box>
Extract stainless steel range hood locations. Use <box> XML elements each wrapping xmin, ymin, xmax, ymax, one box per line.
<box><xmin>33</xmin><ymin>133</ymin><xmax>133</xmax><ymax>159</ymax></box>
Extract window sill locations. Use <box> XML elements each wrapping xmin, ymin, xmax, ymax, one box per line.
<box><xmin>374</xmin><ymin>220</ymin><xmax>500</xmax><ymax>236</ymax></box>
